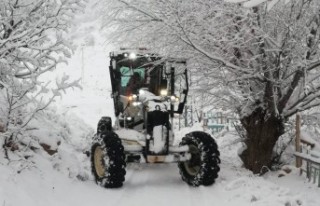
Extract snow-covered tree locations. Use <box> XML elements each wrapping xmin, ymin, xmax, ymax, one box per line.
<box><xmin>0</xmin><ymin>0</ymin><xmax>85</xmax><ymax>152</ymax></box>
<box><xmin>100</xmin><ymin>0</ymin><xmax>320</xmax><ymax>173</ymax></box>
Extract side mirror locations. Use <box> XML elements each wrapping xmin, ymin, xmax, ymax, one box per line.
<box><xmin>182</xmin><ymin>89</ymin><xmax>188</xmax><ymax>94</ymax></box>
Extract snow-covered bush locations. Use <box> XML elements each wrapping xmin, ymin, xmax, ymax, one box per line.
<box><xmin>0</xmin><ymin>0</ymin><xmax>86</xmax><ymax>157</ymax></box>
<box><xmin>0</xmin><ymin>103</ymin><xmax>94</xmax><ymax>179</ymax></box>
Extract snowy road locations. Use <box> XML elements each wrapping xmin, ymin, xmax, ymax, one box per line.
<box><xmin>2</xmin><ymin>146</ymin><xmax>317</xmax><ymax>206</ymax></box>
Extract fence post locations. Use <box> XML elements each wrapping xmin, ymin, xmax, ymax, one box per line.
<box><xmin>296</xmin><ymin>113</ymin><xmax>302</xmax><ymax>168</ymax></box>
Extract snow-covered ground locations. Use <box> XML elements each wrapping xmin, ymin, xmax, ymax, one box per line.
<box><xmin>1</xmin><ymin>2</ymin><xmax>320</xmax><ymax>206</ymax></box>
<box><xmin>1</xmin><ymin>124</ymin><xmax>320</xmax><ymax>206</ymax></box>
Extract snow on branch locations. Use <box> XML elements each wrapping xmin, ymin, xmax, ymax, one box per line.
<box><xmin>100</xmin><ymin>0</ymin><xmax>320</xmax><ymax>121</ymax></box>
<box><xmin>0</xmin><ymin>0</ymin><xmax>86</xmax><ymax>139</ymax></box>
<box><xmin>0</xmin><ymin>0</ymin><xmax>86</xmax><ymax>81</ymax></box>
<box><xmin>225</xmin><ymin>0</ymin><xmax>292</xmax><ymax>10</ymax></box>
<box><xmin>19</xmin><ymin>76</ymin><xmax>82</xmax><ymax>129</ymax></box>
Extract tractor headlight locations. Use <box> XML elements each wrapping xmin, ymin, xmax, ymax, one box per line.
<box><xmin>128</xmin><ymin>94</ymin><xmax>138</xmax><ymax>101</ymax></box>
<box><xmin>128</xmin><ymin>94</ymin><xmax>141</xmax><ymax>106</ymax></box>
<box><xmin>170</xmin><ymin>95</ymin><xmax>179</xmax><ymax>103</ymax></box>
<box><xmin>160</xmin><ymin>89</ymin><xmax>168</xmax><ymax>96</ymax></box>
<box><xmin>132</xmin><ymin>94</ymin><xmax>138</xmax><ymax>100</ymax></box>
<box><xmin>129</xmin><ymin>52</ymin><xmax>136</xmax><ymax>60</ymax></box>
<box><xmin>132</xmin><ymin>101</ymin><xmax>142</xmax><ymax>107</ymax></box>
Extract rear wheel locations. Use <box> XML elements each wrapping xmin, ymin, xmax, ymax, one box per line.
<box><xmin>178</xmin><ymin>131</ymin><xmax>220</xmax><ymax>186</ymax></box>
<box><xmin>91</xmin><ymin>131</ymin><xmax>126</xmax><ymax>188</ymax></box>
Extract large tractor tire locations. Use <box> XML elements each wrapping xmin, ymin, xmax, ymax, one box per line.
<box><xmin>91</xmin><ymin>131</ymin><xmax>126</xmax><ymax>188</ymax></box>
<box><xmin>178</xmin><ymin>131</ymin><xmax>220</xmax><ymax>186</ymax></box>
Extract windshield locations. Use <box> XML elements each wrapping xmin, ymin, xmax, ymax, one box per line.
<box><xmin>120</xmin><ymin>67</ymin><xmax>145</xmax><ymax>87</ymax></box>
<box><xmin>114</xmin><ymin>54</ymin><xmax>187</xmax><ymax>98</ymax></box>
<box><xmin>120</xmin><ymin>66</ymin><xmax>145</xmax><ymax>95</ymax></box>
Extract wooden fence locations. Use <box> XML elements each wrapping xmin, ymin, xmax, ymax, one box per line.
<box><xmin>294</xmin><ymin>113</ymin><xmax>320</xmax><ymax>187</ymax></box>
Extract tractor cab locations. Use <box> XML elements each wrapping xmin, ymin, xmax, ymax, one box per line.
<box><xmin>109</xmin><ymin>48</ymin><xmax>189</xmax><ymax>124</ymax></box>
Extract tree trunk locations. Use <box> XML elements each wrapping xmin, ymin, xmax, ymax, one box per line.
<box><xmin>239</xmin><ymin>107</ymin><xmax>285</xmax><ymax>174</ymax></box>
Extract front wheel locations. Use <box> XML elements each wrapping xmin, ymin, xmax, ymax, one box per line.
<box><xmin>91</xmin><ymin>131</ymin><xmax>126</xmax><ymax>188</ymax></box>
<box><xmin>178</xmin><ymin>131</ymin><xmax>220</xmax><ymax>186</ymax></box>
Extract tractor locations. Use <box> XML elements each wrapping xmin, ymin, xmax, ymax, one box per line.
<box><xmin>90</xmin><ymin>48</ymin><xmax>220</xmax><ymax>188</ymax></box>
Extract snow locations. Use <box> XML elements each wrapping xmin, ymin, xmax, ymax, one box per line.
<box><xmin>224</xmin><ymin>0</ymin><xmax>290</xmax><ymax>11</ymax></box>
<box><xmin>3</xmin><ymin>80</ymin><xmax>320</xmax><ymax>205</ymax></box>
<box><xmin>267</xmin><ymin>0</ymin><xmax>281</xmax><ymax>11</ymax></box>
<box><xmin>224</xmin><ymin>0</ymin><xmax>248</xmax><ymax>3</ymax></box>
<box><xmin>301</xmin><ymin>129</ymin><xmax>320</xmax><ymax>151</ymax></box>
<box><xmin>1</xmin><ymin>1</ymin><xmax>320</xmax><ymax>206</ymax></box>
<box><xmin>2</xmin><ymin>129</ymin><xmax>320</xmax><ymax>206</ymax></box>
<box><xmin>243</xmin><ymin>0</ymin><xmax>268</xmax><ymax>8</ymax></box>
<box><xmin>152</xmin><ymin>125</ymin><xmax>166</xmax><ymax>153</ymax></box>
<box><xmin>294</xmin><ymin>152</ymin><xmax>320</xmax><ymax>164</ymax></box>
